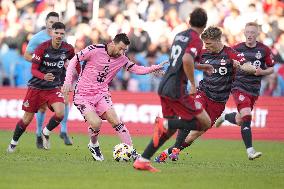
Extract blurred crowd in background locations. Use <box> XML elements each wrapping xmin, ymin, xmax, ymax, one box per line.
<box><xmin>0</xmin><ymin>0</ymin><xmax>284</xmax><ymax>96</ymax></box>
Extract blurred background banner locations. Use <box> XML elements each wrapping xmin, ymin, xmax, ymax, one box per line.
<box><xmin>0</xmin><ymin>87</ymin><xmax>283</xmax><ymax>141</ymax></box>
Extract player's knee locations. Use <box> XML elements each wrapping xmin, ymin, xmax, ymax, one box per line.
<box><xmin>89</xmin><ymin>118</ymin><xmax>102</xmax><ymax>129</ymax></box>
<box><xmin>54</xmin><ymin>111</ymin><xmax>65</xmax><ymax>120</ymax></box>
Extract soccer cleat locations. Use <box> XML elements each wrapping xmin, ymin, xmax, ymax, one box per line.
<box><xmin>169</xmin><ymin>148</ymin><xmax>180</xmax><ymax>161</ymax></box>
<box><xmin>248</xmin><ymin>151</ymin><xmax>262</xmax><ymax>160</ymax></box>
<box><xmin>88</xmin><ymin>143</ymin><xmax>104</xmax><ymax>161</ymax></box>
<box><xmin>133</xmin><ymin>159</ymin><xmax>160</xmax><ymax>172</ymax></box>
<box><xmin>131</xmin><ymin>148</ymin><xmax>141</xmax><ymax>161</ymax></box>
<box><xmin>214</xmin><ymin>114</ymin><xmax>225</xmax><ymax>128</ymax></box>
<box><xmin>154</xmin><ymin>151</ymin><xmax>168</xmax><ymax>163</ymax></box>
<box><xmin>153</xmin><ymin>117</ymin><xmax>167</xmax><ymax>148</ymax></box>
<box><xmin>7</xmin><ymin>144</ymin><xmax>17</xmax><ymax>153</ymax></box>
<box><xmin>60</xmin><ymin>132</ymin><xmax>73</xmax><ymax>145</ymax></box>
<box><xmin>36</xmin><ymin>136</ymin><xmax>44</xmax><ymax>149</ymax></box>
<box><xmin>41</xmin><ymin>132</ymin><xmax>51</xmax><ymax>150</ymax></box>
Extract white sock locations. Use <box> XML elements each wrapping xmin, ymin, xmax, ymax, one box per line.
<box><xmin>138</xmin><ymin>157</ymin><xmax>150</xmax><ymax>162</ymax></box>
<box><xmin>43</xmin><ymin>127</ymin><xmax>51</xmax><ymax>136</ymax></box>
<box><xmin>163</xmin><ymin>149</ymin><xmax>169</xmax><ymax>155</ymax></box>
<box><xmin>89</xmin><ymin>140</ymin><xmax>99</xmax><ymax>147</ymax></box>
<box><xmin>247</xmin><ymin>147</ymin><xmax>254</xmax><ymax>154</ymax></box>
<box><xmin>10</xmin><ymin>139</ymin><xmax>18</xmax><ymax>146</ymax></box>
<box><xmin>163</xmin><ymin>120</ymin><xmax>168</xmax><ymax>130</ymax></box>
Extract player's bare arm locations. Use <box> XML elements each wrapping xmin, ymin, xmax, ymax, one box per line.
<box><xmin>255</xmin><ymin>67</ymin><xmax>274</xmax><ymax>76</ymax></box>
<box><xmin>195</xmin><ymin>63</ymin><xmax>214</xmax><ymax>75</ymax></box>
<box><xmin>24</xmin><ymin>51</ymin><xmax>33</xmax><ymax>62</ymax></box>
<box><xmin>233</xmin><ymin>60</ymin><xmax>256</xmax><ymax>74</ymax></box>
<box><xmin>183</xmin><ymin>53</ymin><xmax>196</xmax><ymax>95</ymax></box>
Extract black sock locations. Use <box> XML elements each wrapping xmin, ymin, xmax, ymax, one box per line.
<box><xmin>142</xmin><ymin>130</ymin><xmax>176</xmax><ymax>160</ymax></box>
<box><xmin>168</xmin><ymin>119</ymin><xmax>198</xmax><ymax>130</ymax></box>
<box><xmin>46</xmin><ymin>115</ymin><xmax>63</xmax><ymax>131</ymax></box>
<box><xmin>12</xmin><ymin>120</ymin><xmax>27</xmax><ymax>142</ymax></box>
<box><xmin>167</xmin><ymin>129</ymin><xmax>190</xmax><ymax>154</ymax></box>
<box><xmin>240</xmin><ymin>116</ymin><xmax>252</xmax><ymax>148</ymax></box>
<box><xmin>225</xmin><ymin>112</ymin><xmax>237</xmax><ymax>124</ymax></box>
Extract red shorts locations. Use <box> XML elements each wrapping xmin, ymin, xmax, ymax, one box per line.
<box><xmin>195</xmin><ymin>91</ymin><xmax>226</xmax><ymax>127</ymax></box>
<box><xmin>22</xmin><ymin>88</ymin><xmax>64</xmax><ymax>113</ymax></box>
<box><xmin>160</xmin><ymin>95</ymin><xmax>203</xmax><ymax>120</ymax></box>
<box><xmin>232</xmin><ymin>89</ymin><xmax>258</xmax><ymax>112</ymax></box>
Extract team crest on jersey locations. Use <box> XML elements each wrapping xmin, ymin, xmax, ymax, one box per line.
<box><xmin>239</xmin><ymin>94</ymin><xmax>245</xmax><ymax>101</ymax></box>
<box><xmin>60</xmin><ymin>53</ymin><xmax>66</xmax><ymax>60</ymax></box>
<box><xmin>255</xmin><ymin>51</ymin><xmax>262</xmax><ymax>59</ymax></box>
<box><xmin>23</xmin><ymin>100</ymin><xmax>29</xmax><ymax>107</ymax></box>
<box><xmin>220</xmin><ymin>58</ymin><xmax>226</xmax><ymax>65</ymax></box>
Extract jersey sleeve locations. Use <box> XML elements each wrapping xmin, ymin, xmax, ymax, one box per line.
<box><xmin>31</xmin><ymin>43</ymin><xmax>45</xmax><ymax>65</ymax></box>
<box><xmin>264</xmin><ymin>46</ymin><xmax>275</xmax><ymax>67</ymax></box>
<box><xmin>185</xmin><ymin>38</ymin><xmax>203</xmax><ymax>62</ymax></box>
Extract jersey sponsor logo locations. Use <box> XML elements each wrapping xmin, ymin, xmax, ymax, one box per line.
<box><xmin>43</xmin><ymin>60</ymin><xmax>65</xmax><ymax>68</ymax></box>
<box><xmin>239</xmin><ymin>94</ymin><xmax>245</xmax><ymax>101</ymax></box>
<box><xmin>23</xmin><ymin>100</ymin><xmax>29</xmax><ymax>108</ymax></box>
<box><xmin>255</xmin><ymin>51</ymin><xmax>262</xmax><ymax>59</ymax></box>
<box><xmin>174</xmin><ymin>35</ymin><xmax>189</xmax><ymax>42</ymax></box>
<box><xmin>195</xmin><ymin>101</ymin><xmax>202</xmax><ymax>110</ymax></box>
<box><xmin>45</xmin><ymin>54</ymin><xmax>49</xmax><ymax>58</ymax></box>
<box><xmin>190</xmin><ymin>48</ymin><xmax>197</xmax><ymax>56</ymax></box>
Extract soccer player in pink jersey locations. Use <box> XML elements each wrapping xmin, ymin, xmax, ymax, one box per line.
<box><xmin>62</xmin><ymin>33</ymin><xmax>167</xmax><ymax>161</ymax></box>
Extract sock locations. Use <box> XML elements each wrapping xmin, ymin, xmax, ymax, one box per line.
<box><xmin>12</xmin><ymin>120</ymin><xmax>28</xmax><ymax>142</ymax></box>
<box><xmin>88</xmin><ymin>127</ymin><xmax>100</xmax><ymax>145</ymax></box>
<box><xmin>240</xmin><ymin>115</ymin><xmax>252</xmax><ymax>149</ymax></box>
<box><xmin>114</xmin><ymin>123</ymin><xmax>132</xmax><ymax>146</ymax></box>
<box><xmin>142</xmin><ymin>133</ymin><xmax>170</xmax><ymax>160</ymax></box>
<box><xmin>167</xmin><ymin>129</ymin><xmax>190</xmax><ymax>154</ymax></box>
<box><xmin>35</xmin><ymin>111</ymin><xmax>46</xmax><ymax>137</ymax></box>
<box><xmin>225</xmin><ymin>112</ymin><xmax>237</xmax><ymax>124</ymax></box>
<box><xmin>168</xmin><ymin>119</ymin><xmax>198</xmax><ymax>131</ymax></box>
<box><xmin>60</xmin><ymin>104</ymin><xmax>69</xmax><ymax>133</ymax></box>
<box><xmin>45</xmin><ymin>115</ymin><xmax>63</xmax><ymax>133</ymax></box>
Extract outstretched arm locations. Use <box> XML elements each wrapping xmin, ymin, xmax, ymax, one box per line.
<box><xmin>126</xmin><ymin>61</ymin><xmax>168</xmax><ymax>75</ymax></box>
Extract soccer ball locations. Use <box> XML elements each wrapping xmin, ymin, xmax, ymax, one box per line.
<box><xmin>113</xmin><ymin>143</ymin><xmax>133</xmax><ymax>162</ymax></box>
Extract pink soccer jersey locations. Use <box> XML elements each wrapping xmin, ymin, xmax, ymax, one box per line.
<box><xmin>64</xmin><ymin>44</ymin><xmax>162</xmax><ymax>96</ymax></box>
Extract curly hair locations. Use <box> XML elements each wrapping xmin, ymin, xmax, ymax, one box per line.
<box><xmin>201</xmin><ymin>26</ymin><xmax>222</xmax><ymax>41</ymax></box>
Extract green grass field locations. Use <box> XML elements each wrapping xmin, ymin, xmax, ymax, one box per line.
<box><xmin>0</xmin><ymin>130</ymin><xmax>283</xmax><ymax>189</ymax></box>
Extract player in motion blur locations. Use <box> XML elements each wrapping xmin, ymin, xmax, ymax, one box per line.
<box><xmin>214</xmin><ymin>22</ymin><xmax>275</xmax><ymax>160</ymax></box>
<box><xmin>133</xmin><ymin>8</ymin><xmax>215</xmax><ymax>172</ymax></box>
<box><xmin>7</xmin><ymin>22</ymin><xmax>80</xmax><ymax>152</ymax></box>
<box><xmin>154</xmin><ymin>26</ymin><xmax>257</xmax><ymax>164</ymax></box>
<box><xmin>62</xmin><ymin>33</ymin><xmax>167</xmax><ymax>161</ymax></box>
<box><xmin>24</xmin><ymin>12</ymin><xmax>73</xmax><ymax>147</ymax></box>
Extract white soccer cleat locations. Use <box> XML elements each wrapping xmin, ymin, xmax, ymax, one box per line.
<box><xmin>214</xmin><ymin>114</ymin><xmax>225</xmax><ymax>128</ymax></box>
<box><xmin>248</xmin><ymin>151</ymin><xmax>262</xmax><ymax>160</ymax></box>
<box><xmin>88</xmin><ymin>143</ymin><xmax>104</xmax><ymax>161</ymax></box>
<box><xmin>41</xmin><ymin>132</ymin><xmax>51</xmax><ymax>150</ymax></box>
<box><xmin>7</xmin><ymin>144</ymin><xmax>17</xmax><ymax>153</ymax></box>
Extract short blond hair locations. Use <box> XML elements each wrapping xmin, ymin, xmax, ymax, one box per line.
<box><xmin>201</xmin><ymin>26</ymin><xmax>222</xmax><ymax>41</ymax></box>
<box><xmin>245</xmin><ymin>22</ymin><xmax>259</xmax><ymax>28</ymax></box>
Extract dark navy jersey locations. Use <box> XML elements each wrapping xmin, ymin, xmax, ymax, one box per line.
<box><xmin>232</xmin><ymin>42</ymin><xmax>274</xmax><ymax>96</ymax></box>
<box><xmin>28</xmin><ymin>40</ymin><xmax>75</xmax><ymax>89</ymax></box>
<box><xmin>199</xmin><ymin>46</ymin><xmax>246</xmax><ymax>103</ymax></box>
<box><xmin>158</xmin><ymin>29</ymin><xmax>203</xmax><ymax>99</ymax></box>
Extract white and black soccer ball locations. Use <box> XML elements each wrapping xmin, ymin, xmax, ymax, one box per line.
<box><xmin>113</xmin><ymin>143</ymin><xmax>133</xmax><ymax>162</ymax></box>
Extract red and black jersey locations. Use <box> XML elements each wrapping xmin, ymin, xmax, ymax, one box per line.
<box><xmin>232</xmin><ymin>42</ymin><xmax>274</xmax><ymax>96</ymax></box>
<box><xmin>199</xmin><ymin>46</ymin><xmax>246</xmax><ymax>103</ymax></box>
<box><xmin>158</xmin><ymin>29</ymin><xmax>203</xmax><ymax>99</ymax></box>
<box><xmin>28</xmin><ymin>40</ymin><xmax>75</xmax><ymax>90</ymax></box>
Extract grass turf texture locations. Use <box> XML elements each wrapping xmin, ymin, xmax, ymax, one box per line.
<box><xmin>0</xmin><ymin>130</ymin><xmax>283</xmax><ymax>189</ymax></box>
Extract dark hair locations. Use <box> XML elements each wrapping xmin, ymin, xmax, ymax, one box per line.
<box><xmin>189</xmin><ymin>8</ymin><xmax>207</xmax><ymax>28</ymax></box>
<box><xmin>113</xmin><ymin>33</ymin><xmax>130</xmax><ymax>45</ymax></box>
<box><xmin>46</xmin><ymin>12</ymin><xmax>59</xmax><ymax>20</ymax></box>
<box><xmin>52</xmin><ymin>22</ymin><xmax>65</xmax><ymax>30</ymax></box>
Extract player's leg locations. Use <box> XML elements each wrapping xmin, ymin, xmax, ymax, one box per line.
<box><xmin>7</xmin><ymin>112</ymin><xmax>34</xmax><ymax>153</ymax></box>
<box><xmin>59</xmin><ymin>92</ymin><xmax>72</xmax><ymax>145</ymax></box>
<box><xmin>35</xmin><ymin>104</ymin><xmax>47</xmax><ymax>149</ymax></box>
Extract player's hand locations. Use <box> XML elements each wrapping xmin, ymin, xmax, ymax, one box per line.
<box><xmin>62</xmin><ymin>84</ymin><xmax>72</xmax><ymax>94</ymax></box>
<box><xmin>158</xmin><ymin>60</ymin><xmax>169</xmax><ymax>68</ymax></box>
<box><xmin>203</xmin><ymin>64</ymin><xmax>214</xmax><ymax>75</ymax></box>
<box><xmin>44</xmin><ymin>73</ymin><xmax>55</xmax><ymax>81</ymax></box>
<box><xmin>255</xmin><ymin>67</ymin><xmax>263</xmax><ymax>76</ymax></box>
